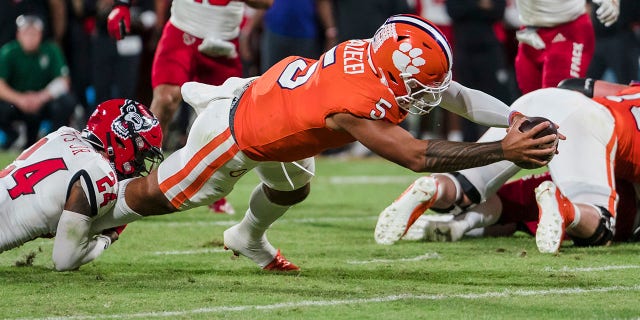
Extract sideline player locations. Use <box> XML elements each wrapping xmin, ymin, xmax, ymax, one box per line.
<box><xmin>513</xmin><ymin>0</ymin><xmax>618</xmax><ymax>94</ymax></box>
<box><xmin>107</xmin><ymin>0</ymin><xmax>272</xmax><ymax>214</ymax></box>
<box><xmin>375</xmin><ymin>78</ymin><xmax>637</xmax><ymax>253</ymax></box>
<box><xmin>0</xmin><ymin>99</ymin><xmax>163</xmax><ymax>271</ymax></box>
<box><xmin>89</xmin><ymin>14</ymin><xmax>560</xmax><ymax>271</ymax></box>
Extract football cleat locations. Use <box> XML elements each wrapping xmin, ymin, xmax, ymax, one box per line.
<box><xmin>425</xmin><ymin>220</ymin><xmax>468</xmax><ymax>242</ymax></box>
<box><xmin>223</xmin><ymin>224</ymin><xmax>299</xmax><ymax>272</ymax></box>
<box><xmin>402</xmin><ymin>215</ymin><xmax>431</xmax><ymax>241</ymax></box>
<box><xmin>374</xmin><ymin>176</ymin><xmax>438</xmax><ymax>245</ymax></box>
<box><xmin>263</xmin><ymin>249</ymin><xmax>300</xmax><ymax>272</ymax></box>
<box><xmin>209</xmin><ymin>197</ymin><xmax>235</xmax><ymax>215</ymax></box>
<box><xmin>535</xmin><ymin>181</ymin><xmax>572</xmax><ymax>254</ymax></box>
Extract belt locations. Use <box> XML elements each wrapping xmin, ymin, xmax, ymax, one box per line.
<box><xmin>229</xmin><ymin>79</ymin><xmax>255</xmax><ymax>142</ymax></box>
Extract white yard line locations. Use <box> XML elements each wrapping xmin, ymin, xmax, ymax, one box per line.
<box><xmin>347</xmin><ymin>252</ymin><xmax>441</xmax><ymax>264</ymax></box>
<box><xmin>12</xmin><ymin>285</ymin><xmax>640</xmax><ymax>320</ymax></box>
<box><xmin>152</xmin><ymin>215</ymin><xmax>377</xmax><ymax>227</ymax></box>
<box><xmin>544</xmin><ymin>265</ymin><xmax>640</xmax><ymax>272</ymax></box>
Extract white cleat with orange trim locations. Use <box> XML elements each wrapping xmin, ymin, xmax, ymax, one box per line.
<box><xmin>535</xmin><ymin>181</ymin><xmax>568</xmax><ymax>254</ymax></box>
<box><xmin>223</xmin><ymin>224</ymin><xmax>299</xmax><ymax>272</ymax></box>
<box><xmin>374</xmin><ymin>176</ymin><xmax>439</xmax><ymax>245</ymax></box>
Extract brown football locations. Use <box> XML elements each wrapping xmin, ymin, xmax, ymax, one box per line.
<box><xmin>515</xmin><ymin>116</ymin><xmax>558</xmax><ymax>169</ymax></box>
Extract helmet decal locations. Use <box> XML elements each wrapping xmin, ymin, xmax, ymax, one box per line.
<box><xmin>371</xmin><ymin>23</ymin><xmax>397</xmax><ymax>53</ymax></box>
<box><xmin>112</xmin><ymin>99</ymin><xmax>160</xmax><ymax>139</ymax></box>
<box><xmin>392</xmin><ymin>42</ymin><xmax>426</xmax><ymax>75</ymax></box>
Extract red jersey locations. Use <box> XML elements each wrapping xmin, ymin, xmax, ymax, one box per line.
<box><xmin>232</xmin><ymin>40</ymin><xmax>407</xmax><ymax>162</ymax></box>
<box><xmin>594</xmin><ymin>86</ymin><xmax>640</xmax><ymax>182</ymax></box>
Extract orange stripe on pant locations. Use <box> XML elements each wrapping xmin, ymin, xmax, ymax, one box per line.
<box><xmin>159</xmin><ymin>129</ymin><xmax>239</xmax><ymax>209</ymax></box>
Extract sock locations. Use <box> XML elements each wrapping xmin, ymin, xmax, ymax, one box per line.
<box><xmin>89</xmin><ymin>179</ymin><xmax>143</xmax><ymax>234</ymax></box>
<box><xmin>237</xmin><ymin>183</ymin><xmax>290</xmax><ymax>240</ymax></box>
<box><xmin>566</xmin><ymin>205</ymin><xmax>581</xmax><ymax>230</ymax></box>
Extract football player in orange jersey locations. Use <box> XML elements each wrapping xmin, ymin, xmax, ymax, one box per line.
<box><xmin>89</xmin><ymin>14</ymin><xmax>560</xmax><ymax>272</ymax></box>
<box><xmin>376</xmin><ymin>78</ymin><xmax>640</xmax><ymax>254</ymax></box>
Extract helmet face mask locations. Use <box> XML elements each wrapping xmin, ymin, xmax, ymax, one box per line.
<box><xmin>82</xmin><ymin>99</ymin><xmax>163</xmax><ymax>180</ymax></box>
<box><xmin>369</xmin><ymin>14</ymin><xmax>453</xmax><ymax>116</ymax></box>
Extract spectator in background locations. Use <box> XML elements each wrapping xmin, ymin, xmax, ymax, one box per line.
<box><xmin>587</xmin><ymin>0</ymin><xmax>640</xmax><ymax>84</ymax></box>
<box><xmin>447</xmin><ymin>0</ymin><xmax>512</xmax><ymax>142</ymax></box>
<box><xmin>251</xmin><ymin>0</ymin><xmax>337</xmax><ymax>73</ymax></box>
<box><xmin>414</xmin><ymin>0</ymin><xmax>463</xmax><ymax>143</ymax></box>
<box><xmin>0</xmin><ymin>0</ymin><xmax>67</xmax><ymax>47</ymax></box>
<box><xmin>0</xmin><ymin>15</ymin><xmax>75</xmax><ymax>149</ymax></box>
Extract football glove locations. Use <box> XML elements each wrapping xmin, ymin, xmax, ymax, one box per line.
<box><xmin>515</xmin><ymin>28</ymin><xmax>545</xmax><ymax>50</ymax></box>
<box><xmin>107</xmin><ymin>2</ymin><xmax>131</xmax><ymax>40</ymax></box>
<box><xmin>198</xmin><ymin>38</ymin><xmax>238</xmax><ymax>58</ymax></box>
<box><xmin>592</xmin><ymin>0</ymin><xmax>620</xmax><ymax>27</ymax></box>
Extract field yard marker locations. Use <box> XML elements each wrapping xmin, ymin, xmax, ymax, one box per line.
<box><xmin>346</xmin><ymin>252</ymin><xmax>441</xmax><ymax>264</ymax></box>
<box><xmin>13</xmin><ymin>285</ymin><xmax>640</xmax><ymax>320</ymax></box>
<box><xmin>543</xmin><ymin>265</ymin><xmax>640</xmax><ymax>272</ymax></box>
<box><xmin>152</xmin><ymin>215</ymin><xmax>377</xmax><ymax>228</ymax></box>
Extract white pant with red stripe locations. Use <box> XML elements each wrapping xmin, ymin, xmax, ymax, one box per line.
<box><xmin>157</xmin><ymin>81</ymin><xmax>315</xmax><ymax>211</ymax></box>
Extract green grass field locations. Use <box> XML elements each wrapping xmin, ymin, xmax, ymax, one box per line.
<box><xmin>0</xmin><ymin>153</ymin><xmax>639</xmax><ymax>319</ymax></box>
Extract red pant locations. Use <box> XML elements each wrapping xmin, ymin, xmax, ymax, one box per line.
<box><xmin>515</xmin><ymin>13</ymin><xmax>595</xmax><ymax>94</ymax></box>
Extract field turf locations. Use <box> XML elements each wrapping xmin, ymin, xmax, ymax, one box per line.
<box><xmin>0</xmin><ymin>153</ymin><xmax>639</xmax><ymax>319</ymax></box>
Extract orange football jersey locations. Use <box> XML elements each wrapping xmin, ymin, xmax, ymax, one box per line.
<box><xmin>232</xmin><ymin>40</ymin><xmax>407</xmax><ymax>162</ymax></box>
<box><xmin>594</xmin><ymin>86</ymin><xmax>640</xmax><ymax>182</ymax></box>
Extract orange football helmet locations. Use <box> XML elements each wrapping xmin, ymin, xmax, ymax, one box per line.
<box><xmin>369</xmin><ymin>14</ymin><xmax>453</xmax><ymax>115</ymax></box>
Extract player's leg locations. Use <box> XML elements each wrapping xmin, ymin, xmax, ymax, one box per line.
<box><xmin>374</xmin><ymin>126</ymin><xmax>520</xmax><ymax>245</ymax></box>
<box><xmin>149</xmin><ymin>22</ymin><xmax>194</xmax><ymax>137</ymax></box>
<box><xmin>514</xmin><ymin>43</ymin><xmax>543</xmax><ymax>94</ymax></box>
<box><xmin>223</xmin><ymin>158</ymin><xmax>315</xmax><ymax>271</ymax></box>
<box><xmin>535</xmin><ymin>101</ymin><xmax>616</xmax><ymax>253</ymax></box>
<box><xmin>425</xmin><ymin>194</ymin><xmax>503</xmax><ymax>242</ymax></box>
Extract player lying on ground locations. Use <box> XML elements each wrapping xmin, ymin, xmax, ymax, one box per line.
<box><xmin>0</xmin><ymin>99</ymin><xmax>163</xmax><ymax>271</ymax></box>
<box><xmin>87</xmin><ymin>14</ymin><xmax>560</xmax><ymax>272</ymax></box>
<box><xmin>375</xmin><ymin>78</ymin><xmax>637</xmax><ymax>253</ymax></box>
<box><xmin>403</xmin><ymin>170</ymin><xmax>640</xmax><ymax>244</ymax></box>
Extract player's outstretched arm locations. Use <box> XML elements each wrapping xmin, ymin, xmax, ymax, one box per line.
<box><xmin>52</xmin><ymin>181</ymin><xmax>112</xmax><ymax>271</ymax></box>
<box><xmin>329</xmin><ymin>113</ymin><xmax>558</xmax><ymax>173</ymax></box>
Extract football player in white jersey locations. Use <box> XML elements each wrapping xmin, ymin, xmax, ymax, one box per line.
<box><xmin>0</xmin><ymin>99</ymin><xmax>163</xmax><ymax>271</ymax></box>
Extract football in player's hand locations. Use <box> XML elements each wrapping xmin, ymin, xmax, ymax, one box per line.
<box><xmin>518</xmin><ymin>116</ymin><xmax>558</xmax><ymax>138</ymax></box>
<box><xmin>516</xmin><ymin>116</ymin><xmax>558</xmax><ymax>169</ymax></box>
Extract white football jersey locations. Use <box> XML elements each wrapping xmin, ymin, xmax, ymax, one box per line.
<box><xmin>170</xmin><ymin>0</ymin><xmax>244</xmax><ymax>40</ymax></box>
<box><xmin>515</xmin><ymin>0</ymin><xmax>586</xmax><ymax>27</ymax></box>
<box><xmin>0</xmin><ymin>127</ymin><xmax>118</xmax><ymax>251</ymax></box>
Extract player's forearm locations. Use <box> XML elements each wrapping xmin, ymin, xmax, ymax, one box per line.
<box><xmin>422</xmin><ymin>140</ymin><xmax>504</xmax><ymax>172</ymax></box>
<box><xmin>53</xmin><ymin>210</ymin><xmax>111</xmax><ymax>271</ymax></box>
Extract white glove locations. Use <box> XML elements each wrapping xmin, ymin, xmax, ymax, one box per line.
<box><xmin>515</xmin><ymin>28</ymin><xmax>545</xmax><ymax>50</ymax></box>
<box><xmin>592</xmin><ymin>0</ymin><xmax>620</xmax><ymax>27</ymax></box>
<box><xmin>197</xmin><ymin>38</ymin><xmax>238</xmax><ymax>58</ymax></box>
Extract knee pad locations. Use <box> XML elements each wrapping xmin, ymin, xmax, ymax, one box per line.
<box><xmin>263</xmin><ymin>183</ymin><xmax>310</xmax><ymax>206</ymax></box>
<box><xmin>430</xmin><ymin>172</ymin><xmax>481</xmax><ymax>215</ymax></box>
<box><xmin>572</xmin><ymin>206</ymin><xmax>614</xmax><ymax>247</ymax></box>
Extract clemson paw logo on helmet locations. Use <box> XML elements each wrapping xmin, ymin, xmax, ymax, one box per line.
<box><xmin>392</xmin><ymin>43</ymin><xmax>425</xmax><ymax>75</ymax></box>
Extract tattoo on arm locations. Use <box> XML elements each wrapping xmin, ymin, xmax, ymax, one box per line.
<box><xmin>424</xmin><ymin>140</ymin><xmax>504</xmax><ymax>172</ymax></box>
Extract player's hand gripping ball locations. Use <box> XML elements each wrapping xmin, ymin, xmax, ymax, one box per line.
<box><xmin>516</xmin><ymin>116</ymin><xmax>558</xmax><ymax>169</ymax></box>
